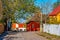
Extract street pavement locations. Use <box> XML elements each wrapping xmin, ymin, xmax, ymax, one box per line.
<box><xmin>2</xmin><ymin>31</ymin><xmax>48</xmax><ymax>40</ymax></box>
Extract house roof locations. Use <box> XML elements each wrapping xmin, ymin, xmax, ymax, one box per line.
<box><xmin>27</xmin><ymin>12</ymin><xmax>47</xmax><ymax>23</ymax></box>
<box><xmin>49</xmin><ymin>5</ymin><xmax>60</xmax><ymax>16</ymax></box>
<box><xmin>30</xmin><ymin>13</ymin><xmax>41</xmax><ymax>22</ymax></box>
<box><xmin>19</xmin><ymin>23</ymin><xmax>24</xmax><ymax>28</ymax></box>
<box><xmin>26</xmin><ymin>21</ymin><xmax>40</xmax><ymax>24</ymax></box>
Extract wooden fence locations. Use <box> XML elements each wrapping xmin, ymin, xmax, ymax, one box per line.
<box><xmin>43</xmin><ymin>24</ymin><xmax>60</xmax><ymax>36</ymax></box>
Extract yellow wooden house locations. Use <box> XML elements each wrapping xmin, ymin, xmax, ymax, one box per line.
<box><xmin>49</xmin><ymin>5</ymin><xmax>60</xmax><ymax>24</ymax></box>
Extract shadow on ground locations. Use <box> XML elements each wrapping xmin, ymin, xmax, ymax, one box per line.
<box><xmin>0</xmin><ymin>31</ymin><xmax>8</xmax><ymax>40</ymax></box>
<box><xmin>0</xmin><ymin>31</ymin><xmax>20</xmax><ymax>40</ymax></box>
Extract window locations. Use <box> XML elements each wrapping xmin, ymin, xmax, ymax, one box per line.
<box><xmin>32</xmin><ymin>24</ymin><xmax>34</xmax><ymax>28</ymax></box>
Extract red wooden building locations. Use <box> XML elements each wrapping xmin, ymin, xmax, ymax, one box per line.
<box><xmin>26</xmin><ymin>12</ymin><xmax>40</xmax><ymax>31</ymax></box>
<box><xmin>26</xmin><ymin>21</ymin><xmax>40</xmax><ymax>31</ymax></box>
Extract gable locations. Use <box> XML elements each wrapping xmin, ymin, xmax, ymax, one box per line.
<box><xmin>49</xmin><ymin>5</ymin><xmax>60</xmax><ymax>16</ymax></box>
<box><xmin>57</xmin><ymin>12</ymin><xmax>60</xmax><ymax>16</ymax></box>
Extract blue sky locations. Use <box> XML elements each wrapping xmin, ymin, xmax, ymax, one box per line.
<box><xmin>34</xmin><ymin>0</ymin><xmax>57</xmax><ymax>14</ymax></box>
<box><xmin>35</xmin><ymin>0</ymin><xmax>57</xmax><ymax>6</ymax></box>
<box><xmin>19</xmin><ymin>18</ymin><xmax>26</xmax><ymax>23</ymax></box>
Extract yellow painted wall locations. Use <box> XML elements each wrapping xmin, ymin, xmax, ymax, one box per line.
<box><xmin>49</xmin><ymin>16</ymin><xmax>57</xmax><ymax>23</ymax></box>
<box><xmin>49</xmin><ymin>12</ymin><xmax>60</xmax><ymax>24</ymax></box>
<box><xmin>57</xmin><ymin>13</ymin><xmax>60</xmax><ymax>22</ymax></box>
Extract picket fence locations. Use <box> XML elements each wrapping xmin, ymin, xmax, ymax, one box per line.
<box><xmin>43</xmin><ymin>24</ymin><xmax>60</xmax><ymax>36</ymax></box>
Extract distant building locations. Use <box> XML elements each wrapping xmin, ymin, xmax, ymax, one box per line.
<box><xmin>18</xmin><ymin>23</ymin><xmax>26</xmax><ymax>31</ymax></box>
<box><xmin>19</xmin><ymin>23</ymin><xmax>26</xmax><ymax>28</ymax></box>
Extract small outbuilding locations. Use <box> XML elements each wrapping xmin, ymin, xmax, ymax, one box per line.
<box><xmin>26</xmin><ymin>21</ymin><xmax>40</xmax><ymax>31</ymax></box>
<box><xmin>18</xmin><ymin>23</ymin><xmax>26</xmax><ymax>31</ymax></box>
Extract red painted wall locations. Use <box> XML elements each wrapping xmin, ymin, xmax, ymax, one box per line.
<box><xmin>27</xmin><ymin>21</ymin><xmax>40</xmax><ymax>31</ymax></box>
<box><xmin>19</xmin><ymin>23</ymin><xmax>24</xmax><ymax>28</ymax></box>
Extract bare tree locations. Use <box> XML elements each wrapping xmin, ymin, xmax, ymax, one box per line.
<box><xmin>40</xmin><ymin>0</ymin><xmax>53</xmax><ymax>24</ymax></box>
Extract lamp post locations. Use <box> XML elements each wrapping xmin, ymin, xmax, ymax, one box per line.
<box><xmin>40</xmin><ymin>12</ymin><xmax>43</xmax><ymax>32</ymax></box>
<box><xmin>40</xmin><ymin>0</ymin><xmax>44</xmax><ymax>32</ymax></box>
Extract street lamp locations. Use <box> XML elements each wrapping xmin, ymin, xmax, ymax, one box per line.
<box><xmin>40</xmin><ymin>0</ymin><xmax>44</xmax><ymax>32</ymax></box>
<box><xmin>40</xmin><ymin>12</ymin><xmax>43</xmax><ymax>32</ymax></box>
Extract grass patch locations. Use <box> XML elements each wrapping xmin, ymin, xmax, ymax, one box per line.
<box><xmin>37</xmin><ymin>32</ymin><xmax>60</xmax><ymax>40</ymax></box>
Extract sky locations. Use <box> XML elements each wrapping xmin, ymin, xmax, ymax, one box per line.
<box><xmin>35</xmin><ymin>0</ymin><xmax>57</xmax><ymax>6</ymax></box>
<box><xmin>20</xmin><ymin>0</ymin><xmax>57</xmax><ymax>23</ymax></box>
<box><xmin>34</xmin><ymin>0</ymin><xmax>57</xmax><ymax>14</ymax></box>
<box><xmin>19</xmin><ymin>18</ymin><xmax>26</xmax><ymax>23</ymax></box>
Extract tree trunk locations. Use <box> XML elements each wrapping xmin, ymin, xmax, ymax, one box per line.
<box><xmin>0</xmin><ymin>23</ymin><xmax>4</xmax><ymax>34</ymax></box>
<box><xmin>4</xmin><ymin>17</ymin><xmax>8</xmax><ymax>31</ymax></box>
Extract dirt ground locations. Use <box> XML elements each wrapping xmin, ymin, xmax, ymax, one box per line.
<box><xmin>3</xmin><ymin>31</ymin><xmax>48</xmax><ymax>40</ymax></box>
